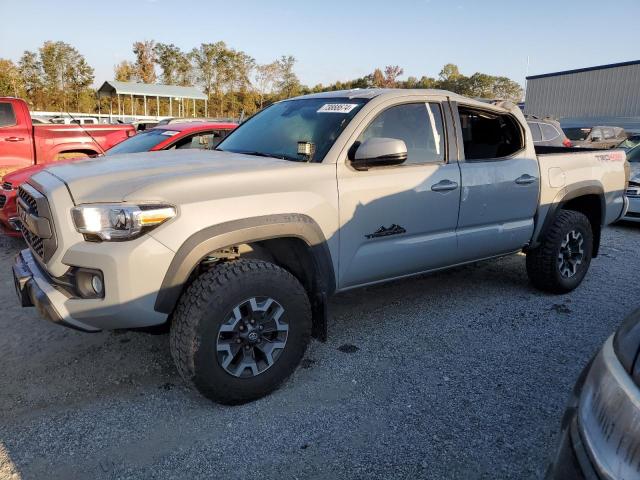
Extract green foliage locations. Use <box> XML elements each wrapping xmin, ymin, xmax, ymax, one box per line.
<box><xmin>0</xmin><ymin>59</ymin><xmax>23</xmax><ymax>98</ymax></box>
<box><xmin>132</xmin><ymin>40</ymin><xmax>157</xmax><ymax>84</ymax></box>
<box><xmin>8</xmin><ymin>40</ymin><xmax>523</xmax><ymax>116</ymax></box>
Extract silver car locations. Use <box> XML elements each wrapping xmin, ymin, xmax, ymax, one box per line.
<box><xmin>548</xmin><ymin>309</ymin><xmax>640</xmax><ymax>479</ymax></box>
<box><xmin>623</xmin><ymin>144</ymin><xmax>640</xmax><ymax>222</ymax></box>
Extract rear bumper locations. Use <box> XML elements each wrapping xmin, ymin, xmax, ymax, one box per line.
<box><xmin>13</xmin><ymin>249</ymin><xmax>100</xmax><ymax>332</ymax></box>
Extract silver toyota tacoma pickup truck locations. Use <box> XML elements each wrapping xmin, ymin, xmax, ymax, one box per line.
<box><xmin>12</xmin><ymin>89</ymin><xmax>629</xmax><ymax>404</ymax></box>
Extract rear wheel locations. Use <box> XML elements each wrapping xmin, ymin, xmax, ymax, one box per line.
<box><xmin>170</xmin><ymin>259</ymin><xmax>311</xmax><ymax>404</ymax></box>
<box><xmin>526</xmin><ymin>210</ymin><xmax>593</xmax><ymax>293</ymax></box>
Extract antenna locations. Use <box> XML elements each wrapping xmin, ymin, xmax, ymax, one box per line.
<box><xmin>63</xmin><ymin>110</ymin><xmax>108</xmax><ymax>156</ymax></box>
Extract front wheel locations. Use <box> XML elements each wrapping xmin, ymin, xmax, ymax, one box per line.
<box><xmin>526</xmin><ymin>210</ymin><xmax>593</xmax><ymax>293</ymax></box>
<box><xmin>170</xmin><ymin>259</ymin><xmax>312</xmax><ymax>404</ymax></box>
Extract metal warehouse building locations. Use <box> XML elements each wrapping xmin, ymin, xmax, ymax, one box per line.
<box><xmin>524</xmin><ymin>60</ymin><xmax>640</xmax><ymax>119</ymax></box>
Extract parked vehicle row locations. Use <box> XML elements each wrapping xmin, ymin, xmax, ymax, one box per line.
<box><xmin>0</xmin><ymin>120</ymin><xmax>237</xmax><ymax>235</ymax></box>
<box><xmin>11</xmin><ymin>88</ymin><xmax>628</xmax><ymax>405</ymax></box>
<box><xmin>525</xmin><ymin>115</ymin><xmax>573</xmax><ymax>148</ymax></box>
<box><xmin>0</xmin><ymin>97</ymin><xmax>135</xmax><ymax>178</ymax></box>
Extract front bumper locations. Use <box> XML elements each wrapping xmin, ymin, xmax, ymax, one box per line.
<box><xmin>549</xmin><ymin>337</ymin><xmax>640</xmax><ymax>479</ymax></box>
<box><xmin>13</xmin><ymin>249</ymin><xmax>100</xmax><ymax>332</ymax></box>
<box><xmin>622</xmin><ymin>196</ymin><xmax>640</xmax><ymax>222</ymax></box>
<box><xmin>0</xmin><ymin>188</ymin><xmax>20</xmax><ymax>236</ymax></box>
<box><xmin>13</xmin><ymin>235</ymin><xmax>174</xmax><ymax>331</ymax></box>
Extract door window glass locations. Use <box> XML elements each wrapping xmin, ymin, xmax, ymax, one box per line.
<box><xmin>528</xmin><ymin>122</ymin><xmax>542</xmax><ymax>142</ymax></box>
<box><xmin>357</xmin><ymin>103</ymin><xmax>446</xmax><ymax>165</ymax></box>
<box><xmin>458</xmin><ymin>107</ymin><xmax>523</xmax><ymax>160</ymax></box>
<box><xmin>0</xmin><ymin>103</ymin><xmax>17</xmax><ymax>127</ymax></box>
<box><xmin>541</xmin><ymin>123</ymin><xmax>559</xmax><ymax>141</ymax></box>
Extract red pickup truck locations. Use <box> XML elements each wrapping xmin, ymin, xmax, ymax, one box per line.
<box><xmin>0</xmin><ymin>97</ymin><xmax>135</xmax><ymax>177</ymax></box>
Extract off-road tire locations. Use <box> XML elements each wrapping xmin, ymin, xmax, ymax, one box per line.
<box><xmin>526</xmin><ymin>210</ymin><xmax>593</xmax><ymax>293</ymax></box>
<box><xmin>170</xmin><ymin>259</ymin><xmax>311</xmax><ymax>404</ymax></box>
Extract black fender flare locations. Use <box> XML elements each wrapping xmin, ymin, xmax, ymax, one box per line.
<box><xmin>532</xmin><ymin>183</ymin><xmax>605</xmax><ymax>255</ymax></box>
<box><xmin>154</xmin><ymin>214</ymin><xmax>336</xmax><ymax>323</ymax></box>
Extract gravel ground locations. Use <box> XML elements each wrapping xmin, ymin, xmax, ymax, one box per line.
<box><xmin>1</xmin><ymin>224</ymin><xmax>639</xmax><ymax>480</ymax></box>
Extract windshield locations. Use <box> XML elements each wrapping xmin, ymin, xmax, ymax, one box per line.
<box><xmin>563</xmin><ymin>127</ymin><xmax>592</xmax><ymax>141</ymax></box>
<box><xmin>627</xmin><ymin>145</ymin><xmax>640</xmax><ymax>163</ymax></box>
<box><xmin>216</xmin><ymin>97</ymin><xmax>368</xmax><ymax>162</ymax></box>
<box><xmin>618</xmin><ymin>135</ymin><xmax>640</xmax><ymax>150</ymax></box>
<box><xmin>106</xmin><ymin>129</ymin><xmax>177</xmax><ymax>155</ymax></box>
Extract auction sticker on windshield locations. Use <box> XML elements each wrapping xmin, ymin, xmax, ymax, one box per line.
<box><xmin>317</xmin><ymin>104</ymin><xmax>359</xmax><ymax>113</ymax></box>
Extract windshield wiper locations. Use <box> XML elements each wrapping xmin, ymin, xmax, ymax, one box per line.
<box><xmin>216</xmin><ymin>149</ymin><xmax>303</xmax><ymax>162</ymax></box>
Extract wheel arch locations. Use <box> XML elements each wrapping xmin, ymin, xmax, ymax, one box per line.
<box><xmin>154</xmin><ymin>214</ymin><xmax>335</xmax><ymax>340</ymax></box>
<box><xmin>534</xmin><ymin>183</ymin><xmax>605</xmax><ymax>257</ymax></box>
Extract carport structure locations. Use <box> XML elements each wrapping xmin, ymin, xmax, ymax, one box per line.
<box><xmin>96</xmin><ymin>80</ymin><xmax>208</xmax><ymax>120</ymax></box>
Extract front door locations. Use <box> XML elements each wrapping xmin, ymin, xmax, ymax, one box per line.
<box><xmin>454</xmin><ymin>105</ymin><xmax>540</xmax><ymax>262</ymax></box>
<box><xmin>337</xmin><ymin>99</ymin><xmax>461</xmax><ymax>289</ymax></box>
<box><xmin>0</xmin><ymin>101</ymin><xmax>33</xmax><ymax>176</ymax></box>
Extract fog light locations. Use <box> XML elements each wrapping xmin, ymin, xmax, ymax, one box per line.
<box><xmin>91</xmin><ymin>275</ymin><xmax>103</xmax><ymax>295</ymax></box>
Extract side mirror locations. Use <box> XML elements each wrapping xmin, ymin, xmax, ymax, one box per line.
<box><xmin>351</xmin><ymin>137</ymin><xmax>408</xmax><ymax>170</ymax></box>
<box><xmin>591</xmin><ymin>136</ymin><xmax>601</xmax><ymax>142</ymax></box>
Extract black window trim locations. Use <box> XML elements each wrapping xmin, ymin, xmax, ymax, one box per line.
<box><xmin>456</xmin><ymin>104</ymin><xmax>526</xmax><ymax>163</ymax></box>
<box><xmin>348</xmin><ymin>100</ymin><xmax>449</xmax><ymax>169</ymax></box>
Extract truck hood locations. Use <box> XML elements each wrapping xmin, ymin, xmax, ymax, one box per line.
<box><xmin>34</xmin><ymin>149</ymin><xmax>306</xmax><ymax>204</ymax></box>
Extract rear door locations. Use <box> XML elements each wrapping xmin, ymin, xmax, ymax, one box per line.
<box><xmin>454</xmin><ymin>104</ymin><xmax>539</xmax><ymax>261</ymax></box>
<box><xmin>0</xmin><ymin>101</ymin><xmax>34</xmax><ymax>176</ymax></box>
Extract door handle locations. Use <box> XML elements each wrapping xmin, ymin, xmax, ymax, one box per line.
<box><xmin>515</xmin><ymin>174</ymin><xmax>536</xmax><ymax>185</ymax></box>
<box><xmin>431</xmin><ymin>179</ymin><xmax>459</xmax><ymax>192</ymax></box>
<box><xmin>5</xmin><ymin>137</ymin><xmax>25</xmax><ymax>142</ymax></box>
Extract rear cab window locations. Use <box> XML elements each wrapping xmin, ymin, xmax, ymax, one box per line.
<box><xmin>458</xmin><ymin>106</ymin><xmax>524</xmax><ymax>160</ymax></box>
<box><xmin>0</xmin><ymin>102</ymin><xmax>17</xmax><ymax>127</ymax></box>
<box><xmin>528</xmin><ymin>122</ymin><xmax>542</xmax><ymax>142</ymax></box>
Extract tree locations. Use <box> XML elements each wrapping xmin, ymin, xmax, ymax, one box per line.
<box><xmin>191</xmin><ymin>41</ymin><xmax>231</xmax><ymax>116</ymax></box>
<box><xmin>154</xmin><ymin>43</ymin><xmax>192</xmax><ymax>85</ymax></box>
<box><xmin>383</xmin><ymin>65</ymin><xmax>404</xmax><ymax>87</ymax></box>
<box><xmin>38</xmin><ymin>41</ymin><xmax>94</xmax><ymax>110</ymax></box>
<box><xmin>371</xmin><ymin>68</ymin><xmax>385</xmax><ymax>88</ymax></box>
<box><xmin>255</xmin><ymin>61</ymin><xmax>279</xmax><ymax>108</ymax></box>
<box><xmin>275</xmin><ymin>55</ymin><xmax>301</xmax><ymax>99</ymax></box>
<box><xmin>114</xmin><ymin>60</ymin><xmax>136</xmax><ymax>82</ymax></box>
<box><xmin>465</xmin><ymin>72</ymin><xmax>494</xmax><ymax>98</ymax></box>
<box><xmin>132</xmin><ymin>40</ymin><xmax>157</xmax><ymax>83</ymax></box>
<box><xmin>18</xmin><ymin>51</ymin><xmax>44</xmax><ymax>108</ymax></box>
<box><xmin>490</xmin><ymin>76</ymin><xmax>523</xmax><ymax>102</ymax></box>
<box><xmin>67</xmin><ymin>56</ymin><xmax>94</xmax><ymax>110</ymax></box>
<box><xmin>0</xmin><ymin>59</ymin><xmax>23</xmax><ymax>97</ymax></box>
<box><xmin>438</xmin><ymin>63</ymin><xmax>465</xmax><ymax>93</ymax></box>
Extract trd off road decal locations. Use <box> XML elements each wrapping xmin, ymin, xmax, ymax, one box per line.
<box><xmin>365</xmin><ymin>224</ymin><xmax>407</xmax><ymax>239</ymax></box>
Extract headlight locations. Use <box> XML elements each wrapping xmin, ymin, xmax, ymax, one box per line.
<box><xmin>71</xmin><ymin>203</ymin><xmax>176</xmax><ymax>241</ymax></box>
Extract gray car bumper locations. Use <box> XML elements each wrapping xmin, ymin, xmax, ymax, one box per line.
<box><xmin>622</xmin><ymin>196</ymin><xmax>640</xmax><ymax>222</ymax></box>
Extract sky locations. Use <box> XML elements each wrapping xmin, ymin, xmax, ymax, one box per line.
<box><xmin>1</xmin><ymin>0</ymin><xmax>639</xmax><ymax>90</ymax></box>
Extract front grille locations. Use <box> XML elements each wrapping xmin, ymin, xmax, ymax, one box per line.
<box><xmin>18</xmin><ymin>185</ymin><xmax>56</xmax><ymax>261</ymax></box>
<box><xmin>0</xmin><ymin>194</ymin><xmax>5</xmax><ymax>209</ymax></box>
<box><xmin>22</xmin><ymin>225</ymin><xmax>45</xmax><ymax>257</ymax></box>
<box><xmin>626</xmin><ymin>188</ymin><xmax>640</xmax><ymax>197</ymax></box>
<box><xmin>18</xmin><ymin>187</ymin><xmax>38</xmax><ymax>215</ymax></box>
<box><xmin>2</xmin><ymin>181</ymin><xmax>12</xmax><ymax>191</ymax></box>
